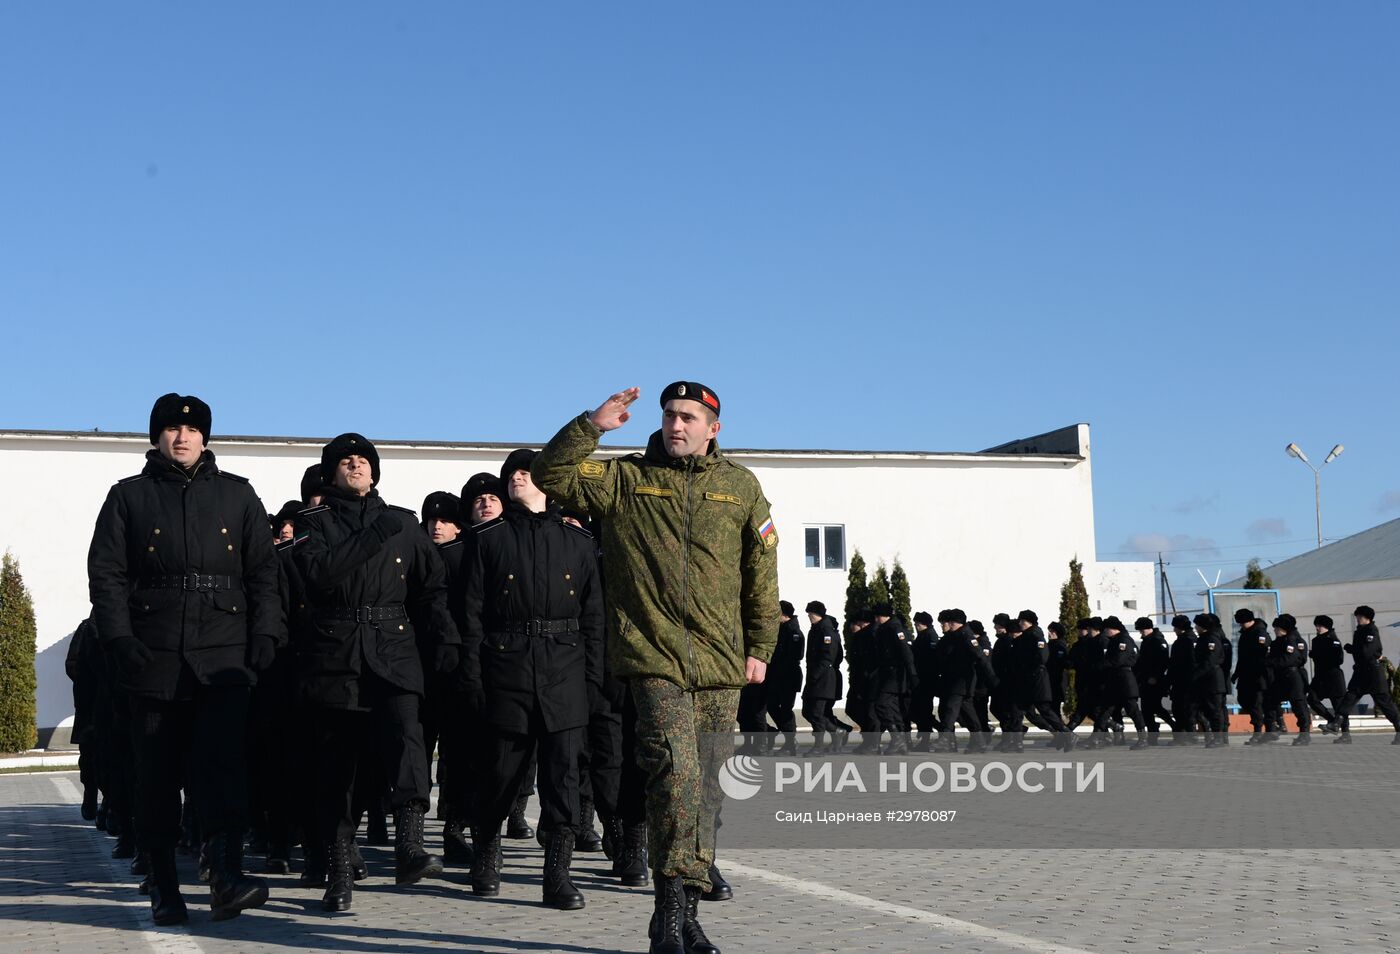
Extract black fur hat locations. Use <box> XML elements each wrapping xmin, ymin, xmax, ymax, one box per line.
<box><xmin>913</xmin><ymin>611</ymin><xmax>934</xmax><ymax>627</ymax></box>
<box><xmin>269</xmin><ymin>500</ymin><xmax>301</xmax><ymax>531</ymax></box>
<box><xmin>805</xmin><ymin>601</ymin><xmax>827</xmax><ymax>616</ymax></box>
<box><xmin>1234</xmin><ymin>608</ymin><xmax>1255</xmax><ymax>624</ymax></box>
<box><xmin>872</xmin><ymin>602</ymin><xmax>894</xmax><ymax>618</ymax></box>
<box><xmin>968</xmin><ymin>619</ymin><xmax>986</xmax><ymax>636</ymax></box>
<box><xmin>1017</xmin><ymin>610</ymin><xmax>1038</xmax><ymax>625</ymax></box>
<box><xmin>421</xmin><ymin>491</ymin><xmax>462</xmax><ymax>528</ymax></box>
<box><xmin>321</xmin><ymin>432</ymin><xmax>379</xmax><ymax>486</ymax></box>
<box><xmin>1101</xmin><ymin>616</ymin><xmax>1126</xmax><ymax>633</ymax></box>
<box><xmin>148</xmin><ymin>393</ymin><xmax>211</xmax><ymax>445</ymax></box>
<box><xmin>1355</xmin><ymin>605</ymin><xmax>1376</xmax><ymax>621</ymax></box>
<box><xmin>937</xmin><ymin>609</ymin><xmax>966</xmax><ymax>624</ymax></box>
<box><xmin>500</xmin><ymin>449</ymin><xmax>538</xmax><ymax>488</ymax></box>
<box><xmin>300</xmin><ymin>463</ymin><xmax>325</xmax><ymax>505</ymax></box>
<box><xmin>1135</xmin><ymin>617</ymin><xmax>1154</xmax><ymax>632</ymax></box>
<box><xmin>1314</xmin><ymin>615</ymin><xmax>1334</xmax><ymax>629</ymax></box>
<box><xmin>1171</xmin><ymin>614</ymin><xmax>1192</xmax><ymax>631</ymax></box>
<box><xmin>1047</xmin><ymin>621</ymin><xmax>1066</xmax><ymax>637</ymax></box>
<box><xmin>1272</xmin><ymin>613</ymin><xmax>1297</xmax><ymax>631</ymax></box>
<box><xmin>461</xmin><ymin>472</ymin><xmax>506</xmax><ymax>506</ymax></box>
<box><xmin>779</xmin><ymin>600</ymin><xmax>795</xmax><ymax>617</ymax></box>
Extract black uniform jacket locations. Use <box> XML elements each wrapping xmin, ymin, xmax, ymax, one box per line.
<box><xmin>462</xmin><ymin>504</ymin><xmax>604</xmax><ymax>735</ymax></box>
<box><xmin>88</xmin><ymin>449</ymin><xmax>284</xmax><ymax>699</ymax></box>
<box><xmin>1309</xmin><ymin>630</ymin><xmax>1346</xmax><ymax>698</ymax></box>
<box><xmin>767</xmin><ymin>617</ymin><xmax>805</xmax><ymax>698</ymax></box>
<box><xmin>802</xmin><ymin>615</ymin><xmax>843</xmax><ymax>700</ymax></box>
<box><xmin>294</xmin><ymin>487</ymin><xmax>459</xmax><ymax>708</ymax></box>
<box><xmin>1012</xmin><ymin>627</ymin><xmax>1052</xmax><ymax>704</ymax></box>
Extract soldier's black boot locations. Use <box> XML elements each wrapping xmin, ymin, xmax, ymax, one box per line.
<box><xmin>147</xmin><ymin>846</ymin><xmax>188</xmax><ymax>926</ymax></box>
<box><xmin>322</xmin><ymin>837</ymin><xmax>354</xmax><ymax>912</ymax></box>
<box><xmin>507</xmin><ymin>794</ymin><xmax>534</xmax><ymax>839</ymax></box>
<box><xmin>616</xmin><ymin>821</ymin><xmax>649</xmax><ymax>886</ymax></box>
<box><xmin>111</xmin><ymin>828</ymin><xmax>136</xmax><ymax>860</ymax></box>
<box><xmin>299</xmin><ymin>842</ymin><xmax>327</xmax><ymax>887</ymax></box>
<box><xmin>804</xmin><ymin>730</ymin><xmax>826</xmax><ymax>756</ymax></box>
<box><xmin>95</xmin><ymin>799</ymin><xmax>109</xmax><ymax>832</ymax></box>
<box><xmin>601</xmin><ymin>813</ymin><xmax>622</xmax><ymax>862</ymax></box>
<box><xmin>266</xmin><ymin>828</ymin><xmax>291</xmax><ymax>874</ymax></box>
<box><xmin>1334</xmin><ymin>731</ymin><xmax>1353</xmax><ymax>744</ymax></box>
<box><xmin>1391</xmin><ymin>729</ymin><xmax>1400</xmax><ymax>746</ymax></box>
<box><xmin>81</xmin><ymin>785</ymin><xmax>98</xmax><ymax>821</ymax></box>
<box><xmin>778</xmin><ymin>732</ymin><xmax>799</xmax><ymax>757</ymax></box>
<box><xmin>852</xmin><ymin>733</ymin><xmax>881</xmax><ymax>755</ymax></box>
<box><xmin>542</xmin><ymin>831</ymin><xmax>585</xmax><ymax>910</ymax></box>
<box><xmin>683</xmin><ymin>883</ymin><xmax>722</xmax><ymax>954</ymax></box>
<box><xmin>365</xmin><ymin>809</ymin><xmax>389</xmax><ymax>847</ymax></box>
<box><xmin>393</xmin><ymin>805</ymin><xmax>444</xmax><ymax>885</ymax></box>
<box><xmin>350</xmin><ymin>840</ymin><xmax>368</xmax><ymax>881</ymax></box>
<box><xmin>442</xmin><ymin>809</ymin><xmax>474</xmax><ymax>866</ymax></box>
<box><xmin>701</xmin><ymin>862</ymin><xmax>732</xmax><ymax>902</ymax></box>
<box><xmin>648</xmin><ymin>873</ymin><xmax>686</xmax><ymax>954</ymax></box>
<box><xmin>912</xmin><ymin>730</ymin><xmax>932</xmax><ymax>753</ymax></box>
<box><xmin>833</xmin><ymin>728</ymin><xmax>850</xmax><ymax>753</ymax></box>
<box><xmin>470</xmin><ymin>829</ymin><xmax>502</xmax><ymax>896</ymax></box>
<box><xmin>882</xmin><ymin>732</ymin><xmax>909</xmax><ymax>756</ymax></box>
<box><xmin>576</xmin><ymin>797</ymin><xmax>603</xmax><ymax>852</ymax></box>
<box><xmin>208</xmin><ymin>829</ymin><xmax>270</xmax><ymax>921</ymax></box>
<box><xmin>1292</xmin><ymin>731</ymin><xmax>1310</xmax><ymax>746</ymax></box>
<box><xmin>130</xmin><ymin>851</ymin><xmax>150</xmax><ymax>877</ymax></box>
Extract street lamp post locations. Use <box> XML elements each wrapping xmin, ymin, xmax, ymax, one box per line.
<box><xmin>1285</xmin><ymin>442</ymin><xmax>1344</xmax><ymax>548</ymax></box>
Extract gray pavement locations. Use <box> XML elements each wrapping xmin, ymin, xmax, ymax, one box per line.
<box><xmin>3</xmin><ymin>768</ymin><xmax>1399</xmax><ymax>953</ymax></box>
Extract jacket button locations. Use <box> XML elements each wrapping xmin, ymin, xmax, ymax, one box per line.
<box><xmin>147</xmin><ymin>546</ymin><xmax>155</xmax><ymax>552</ymax></box>
<box><xmin>569</xmin><ymin>590</ymin><xmax>575</xmax><ymax>596</ymax></box>
<box><xmin>221</xmin><ymin>527</ymin><xmax>228</xmax><ymax>535</ymax></box>
<box><xmin>226</xmin><ymin>544</ymin><xmax>233</xmax><ymax>551</ymax></box>
<box><xmin>143</xmin><ymin>604</ymin><xmax>149</xmax><ymax>611</ymax></box>
<box><xmin>508</xmin><ymin>574</ymin><xmax>514</xmax><ymax>580</ymax></box>
<box><xmin>231</xmin><ymin>606</ymin><xmax>238</xmax><ymax>612</ymax></box>
<box><xmin>153</xmin><ymin>528</ymin><xmax>160</xmax><ymax>535</ymax></box>
<box><xmin>399</xmin><ymin>624</ymin><xmax>405</xmax><ymax>632</ymax></box>
<box><xmin>395</xmin><ymin>557</ymin><xmax>402</xmax><ymax>564</ymax></box>
<box><xmin>565</xmin><ymin>573</ymin><xmax>571</xmax><ymax>580</ymax></box>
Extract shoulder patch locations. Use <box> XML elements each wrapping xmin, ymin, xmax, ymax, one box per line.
<box><xmin>217</xmin><ymin>470</ymin><xmax>250</xmax><ymax>483</ymax></box>
<box><xmin>117</xmin><ymin>473</ymin><xmax>148</xmax><ymax>485</ymax></box>
<box><xmin>578</xmin><ymin>460</ymin><xmax>606</xmax><ymax>478</ymax></box>
<box><xmin>297</xmin><ymin>505</ymin><xmax>330</xmax><ymax>516</ymax></box>
<box><xmin>757</xmin><ymin>515</ymin><xmax>778</xmax><ymax>549</ymax></box>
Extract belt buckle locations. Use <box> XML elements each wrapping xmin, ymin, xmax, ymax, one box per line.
<box><xmin>355</xmin><ymin>606</ymin><xmax>372</xmax><ymax>624</ymax></box>
<box><xmin>182</xmin><ymin>572</ymin><xmax>201</xmax><ymax>591</ymax></box>
<box><xmin>525</xmin><ymin>619</ymin><xmax>541</xmax><ymax>637</ymax></box>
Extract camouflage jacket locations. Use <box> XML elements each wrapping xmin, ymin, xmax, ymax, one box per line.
<box><xmin>533</xmin><ymin>412</ymin><xmax>780</xmax><ymax>690</ymax></box>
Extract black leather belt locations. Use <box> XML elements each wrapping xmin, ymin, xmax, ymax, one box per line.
<box><xmin>499</xmin><ymin>618</ymin><xmax>580</xmax><ymax>637</ymax></box>
<box><xmin>140</xmin><ymin>573</ymin><xmax>240</xmax><ymax>592</ymax></box>
<box><xmin>318</xmin><ymin>604</ymin><xmax>408</xmax><ymax>623</ymax></box>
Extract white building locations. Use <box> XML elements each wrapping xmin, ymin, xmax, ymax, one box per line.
<box><xmin>0</xmin><ymin>423</ymin><xmax>1154</xmax><ymax>742</ymax></box>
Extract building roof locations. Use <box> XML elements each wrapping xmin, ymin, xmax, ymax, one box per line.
<box><xmin>1222</xmin><ymin>517</ymin><xmax>1400</xmax><ymax>588</ymax></box>
<box><xmin>0</xmin><ymin>428</ymin><xmax>1087</xmax><ymax>465</ymax></box>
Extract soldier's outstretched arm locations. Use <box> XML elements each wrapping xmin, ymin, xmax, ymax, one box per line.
<box><xmin>531</xmin><ymin>389</ymin><xmax>635</xmax><ymax>517</ymax></box>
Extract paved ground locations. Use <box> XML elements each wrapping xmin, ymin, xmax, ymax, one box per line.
<box><xmin>4</xmin><ymin>765</ymin><xmax>1400</xmax><ymax>954</ymax></box>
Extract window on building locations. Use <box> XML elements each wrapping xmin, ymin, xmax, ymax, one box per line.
<box><xmin>1123</xmin><ymin>600</ymin><xmax>1137</xmax><ymax>610</ymax></box>
<box><xmin>804</xmin><ymin>525</ymin><xmax>846</xmax><ymax>570</ymax></box>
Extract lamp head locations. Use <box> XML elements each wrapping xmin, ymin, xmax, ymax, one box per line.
<box><xmin>1324</xmin><ymin>444</ymin><xmax>1344</xmax><ymax>465</ymax></box>
<box><xmin>1286</xmin><ymin>442</ymin><xmax>1310</xmax><ymax>464</ymax></box>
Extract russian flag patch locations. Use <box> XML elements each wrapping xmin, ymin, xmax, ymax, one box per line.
<box><xmin>758</xmin><ymin>516</ymin><xmax>777</xmax><ymax>548</ymax></box>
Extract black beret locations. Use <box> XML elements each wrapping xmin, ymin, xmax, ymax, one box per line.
<box><xmin>461</xmin><ymin>472</ymin><xmax>506</xmax><ymax>505</ymax></box>
<box><xmin>805</xmin><ymin>600</ymin><xmax>826</xmax><ymax>616</ymax></box>
<box><xmin>269</xmin><ymin>500</ymin><xmax>301</xmax><ymax>530</ymax></box>
<box><xmin>149</xmin><ymin>393</ymin><xmax>211</xmax><ymax>445</ymax></box>
<box><xmin>968</xmin><ymin>620</ymin><xmax>986</xmax><ymax>636</ymax></box>
<box><xmin>857</xmin><ymin>609</ymin><xmax>876</xmax><ymax>624</ymax></box>
<box><xmin>1101</xmin><ymin>616</ymin><xmax>1125</xmax><ymax>633</ymax></box>
<box><xmin>913</xmin><ymin>611</ymin><xmax>933</xmax><ymax>626</ymax></box>
<box><xmin>321</xmin><ymin>432</ymin><xmax>380</xmax><ymax>486</ymax></box>
<box><xmin>300</xmin><ymin>463</ymin><xmax>325</xmax><ymax>505</ymax></box>
<box><xmin>1314</xmin><ymin>615</ymin><xmax>1334</xmax><ymax>629</ymax></box>
<box><xmin>779</xmin><ymin>600</ymin><xmax>795</xmax><ymax>617</ymax></box>
<box><xmin>1047</xmin><ymin>621</ymin><xmax>1066</xmax><ymax>637</ymax></box>
<box><xmin>1355</xmin><ymin>605</ymin><xmax>1376</xmax><ymax>620</ymax></box>
<box><xmin>1135</xmin><ymin>617</ymin><xmax>1154</xmax><ymax>632</ymax></box>
<box><xmin>872</xmin><ymin>602</ymin><xmax>894</xmax><ymax>618</ymax></box>
<box><xmin>1272</xmin><ymin>614</ymin><xmax>1296</xmax><ymax>630</ymax></box>
<box><xmin>1017</xmin><ymin>610</ymin><xmax>1038</xmax><ymax>625</ymax></box>
<box><xmin>659</xmin><ymin>381</ymin><xmax>721</xmax><ymax>418</ymax></box>
<box><xmin>421</xmin><ymin>491</ymin><xmax>462</xmax><ymax>528</ymax></box>
<box><xmin>1171</xmin><ymin>615</ymin><xmax>1192</xmax><ymax>630</ymax></box>
<box><xmin>500</xmin><ymin>448</ymin><xmax>538</xmax><ymax>486</ymax></box>
<box><xmin>1234</xmin><ymin>608</ymin><xmax>1255</xmax><ymax>624</ymax></box>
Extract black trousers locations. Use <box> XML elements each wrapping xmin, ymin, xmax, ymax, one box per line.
<box><xmin>1169</xmin><ymin>692</ymin><xmax>1195</xmax><ymax>734</ymax></box>
<box><xmin>1307</xmin><ymin>687</ymin><xmax>1341</xmax><ymax>726</ymax></box>
<box><xmin>1196</xmin><ymin>692</ymin><xmax>1225</xmax><ymax>733</ymax></box>
<box><xmin>825</xmin><ymin>700</ymin><xmax>852</xmax><ymax>732</ymax></box>
<box><xmin>1236</xmin><ymin>675</ymin><xmax>1268</xmax><ymax>732</ymax></box>
<box><xmin>1020</xmin><ymin>700</ymin><xmax>1067</xmax><ymax>734</ymax></box>
<box><xmin>312</xmin><ymin>680</ymin><xmax>429</xmax><ymax>844</ymax></box>
<box><xmin>909</xmin><ymin>688</ymin><xmax>938</xmax><ymax>733</ymax></box>
<box><xmin>1094</xmin><ymin>698</ymin><xmax>1144</xmax><ymax>733</ymax></box>
<box><xmin>1281</xmin><ymin>691</ymin><xmax>1311</xmax><ymax>732</ymax></box>
<box><xmin>848</xmin><ymin>695</ymin><xmax>880</xmax><ymax>733</ymax></box>
<box><xmin>248</xmin><ymin>674</ymin><xmax>296</xmax><ymax>847</ymax></box>
<box><xmin>1141</xmin><ymin>691</ymin><xmax>1175</xmax><ymax>733</ymax></box>
<box><xmin>130</xmin><ymin>685</ymin><xmax>250</xmax><ymax>850</ymax></box>
<box><xmin>736</xmin><ymin>683</ymin><xmax>770</xmax><ymax>733</ymax></box>
<box><xmin>1335</xmin><ymin>684</ymin><xmax>1400</xmax><ymax>730</ymax></box>
<box><xmin>765</xmin><ymin>688</ymin><xmax>799</xmax><ymax>735</ymax></box>
<box><xmin>580</xmin><ymin>686</ymin><xmax>645</xmax><ymax>825</ymax></box>
<box><xmin>973</xmin><ymin>690</ymin><xmax>991</xmax><ymax>733</ymax></box>
<box><xmin>477</xmin><ymin>721</ymin><xmax>583</xmax><ymax>837</ymax></box>
<box><xmin>801</xmin><ymin>698</ymin><xmax>836</xmax><ymax>733</ymax></box>
<box><xmin>937</xmin><ymin>693</ymin><xmax>984</xmax><ymax>734</ymax></box>
<box><xmin>874</xmin><ymin>692</ymin><xmax>908</xmax><ymax>735</ymax></box>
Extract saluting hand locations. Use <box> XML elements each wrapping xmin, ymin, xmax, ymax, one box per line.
<box><xmin>590</xmin><ymin>387</ymin><xmax>640</xmax><ymax>432</ymax></box>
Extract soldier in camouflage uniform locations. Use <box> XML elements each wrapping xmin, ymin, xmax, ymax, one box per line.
<box><xmin>534</xmin><ymin>382</ymin><xmax>779</xmax><ymax>954</ymax></box>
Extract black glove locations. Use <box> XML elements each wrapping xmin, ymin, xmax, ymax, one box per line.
<box><xmin>109</xmin><ymin>637</ymin><xmax>153</xmax><ymax>680</ymax></box>
<box><xmin>434</xmin><ymin>644</ymin><xmax>460</xmax><ymax>674</ymax></box>
<box><xmin>248</xmin><ymin>635</ymin><xmax>278</xmax><ymax>672</ymax></box>
<box><xmin>370</xmin><ymin>511</ymin><xmax>401</xmax><ymax>543</ymax></box>
<box><xmin>1345</xmin><ymin>645</ymin><xmax>1353</xmax><ymax>654</ymax></box>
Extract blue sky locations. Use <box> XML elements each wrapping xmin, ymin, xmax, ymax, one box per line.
<box><xmin>3</xmin><ymin>3</ymin><xmax>1397</xmax><ymax>599</ymax></box>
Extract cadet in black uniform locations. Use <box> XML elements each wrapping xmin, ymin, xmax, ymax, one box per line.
<box><xmin>847</xmin><ymin>610</ymin><xmax>881</xmax><ymax>753</ymax></box>
<box><xmin>1011</xmin><ymin>611</ymin><xmax>1071</xmax><ymax>751</ymax></box>
<box><xmin>870</xmin><ymin>603</ymin><xmax>916</xmax><ymax>755</ymax></box>
<box><xmin>1045</xmin><ymin>621</ymin><xmax>1069</xmax><ymax>717</ymax></box>
<box><xmin>909</xmin><ymin>611</ymin><xmax>940</xmax><ymax>752</ymax></box>
<box><xmin>1067</xmin><ymin>618</ymin><xmax>1105</xmax><ymax>745</ymax></box>
<box><xmin>462</xmin><ymin>448</ymin><xmax>605</xmax><ymax>909</ymax></box>
<box><xmin>932</xmin><ymin>609</ymin><xmax>991</xmax><ymax>753</ymax></box>
<box><xmin>1193</xmin><ymin>614</ymin><xmax>1229</xmax><ymax>748</ymax></box>
<box><xmin>1133</xmin><ymin>617</ymin><xmax>1175</xmax><ymax>745</ymax></box>
<box><xmin>1166</xmin><ymin>615</ymin><xmax>1197</xmax><ymax>745</ymax></box>
<box><xmin>1096</xmin><ymin>617</ymin><xmax>1148</xmax><ymax>749</ymax></box>
<box><xmin>87</xmin><ymin>394</ymin><xmax>284</xmax><ymax>926</ymax></box>
<box><xmin>765</xmin><ymin>601</ymin><xmax>805</xmax><ymax>756</ymax></box>
<box><xmin>1307</xmin><ymin>615</ymin><xmax>1345</xmax><ymax>734</ymax></box>
<box><xmin>294</xmin><ymin>433</ymin><xmax>460</xmax><ymax>912</ymax></box>
<box><xmin>1232</xmin><ymin>609</ymin><xmax>1272</xmax><ymax>741</ymax></box>
<box><xmin>1264</xmin><ymin>614</ymin><xmax>1310</xmax><ymax>745</ymax></box>
<box><xmin>989</xmin><ymin>614</ymin><xmax>1020</xmax><ymax>748</ymax></box>
<box><xmin>968</xmin><ymin>620</ymin><xmax>994</xmax><ymax>749</ymax></box>
<box><xmin>1333</xmin><ymin>606</ymin><xmax>1400</xmax><ymax>744</ymax></box>
<box><xmin>800</xmin><ymin>602</ymin><xmax>842</xmax><ymax>756</ymax></box>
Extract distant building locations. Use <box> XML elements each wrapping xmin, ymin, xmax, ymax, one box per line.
<box><xmin>0</xmin><ymin>423</ymin><xmax>1153</xmax><ymax>741</ymax></box>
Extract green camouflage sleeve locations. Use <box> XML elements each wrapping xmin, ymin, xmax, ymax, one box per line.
<box><xmin>532</xmin><ymin>412</ymin><xmax>621</xmax><ymax>518</ymax></box>
<box><xmin>741</xmin><ymin>492</ymin><xmax>780</xmax><ymax>663</ymax></box>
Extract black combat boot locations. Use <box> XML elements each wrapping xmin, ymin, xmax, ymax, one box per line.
<box><xmin>266</xmin><ymin>830</ymin><xmax>291</xmax><ymax>875</ymax></box>
<box><xmin>832</xmin><ymin>728</ymin><xmax>850</xmax><ymax>753</ymax></box>
<box><xmin>542</xmin><ymin>830</ymin><xmax>585</xmax><ymax>910</ymax></box>
<box><xmin>442</xmin><ymin>809</ymin><xmax>474</xmax><ymax>866</ymax></box>
<box><xmin>576</xmin><ymin>797</ymin><xmax>603</xmax><ymax>852</ymax></box>
<box><xmin>683</xmin><ymin>883</ymin><xmax>723</xmax><ymax>954</ymax></box>
<box><xmin>393</xmin><ymin>805</ymin><xmax>444</xmax><ymax>885</ymax></box>
<box><xmin>111</xmin><ymin>828</ymin><xmax>136</xmax><ymax>860</ymax></box>
<box><xmin>299</xmin><ymin>840</ymin><xmax>327</xmax><ymax>888</ymax></box>
<box><xmin>507</xmin><ymin>794</ymin><xmax>534</xmax><ymax>839</ymax></box>
<box><xmin>912</xmin><ymin>731</ymin><xmax>932</xmax><ymax>753</ymax></box>
<box><xmin>615</xmin><ymin>822</ymin><xmax>649</xmax><ymax>886</ymax></box>
<box><xmin>1334</xmin><ymin>731</ymin><xmax>1353</xmax><ymax>744</ymax></box>
<box><xmin>350</xmin><ymin>840</ymin><xmax>368</xmax><ymax>880</ymax></box>
<box><xmin>648</xmin><ymin>873</ymin><xmax>686</xmax><ymax>954</ymax></box>
<box><xmin>365</xmin><ymin>809</ymin><xmax>389</xmax><ymax>847</ymax></box>
<box><xmin>130</xmin><ymin>851</ymin><xmax>149</xmax><ymax>877</ymax></box>
<box><xmin>778</xmin><ymin>731</ymin><xmax>799</xmax><ymax>756</ymax></box>
<box><xmin>1292</xmin><ymin>732</ymin><xmax>1310</xmax><ymax>746</ymax></box>
<box><xmin>701</xmin><ymin>862</ymin><xmax>732</xmax><ymax>902</ymax></box>
<box><xmin>602</xmin><ymin>813</ymin><xmax>622</xmax><ymax>862</ymax></box>
<box><xmin>147</xmin><ymin>846</ymin><xmax>188</xmax><ymax>926</ymax></box>
<box><xmin>208</xmin><ymin>829</ymin><xmax>270</xmax><ymax>922</ymax></box>
<box><xmin>322</xmin><ymin>837</ymin><xmax>354</xmax><ymax>912</ymax></box>
<box><xmin>470</xmin><ymin>829</ymin><xmax>502</xmax><ymax>896</ymax></box>
<box><xmin>758</xmin><ymin>732</ymin><xmax>775</xmax><ymax>756</ymax></box>
<box><xmin>805</xmin><ymin>730</ymin><xmax>828</xmax><ymax>757</ymax></box>
<box><xmin>852</xmin><ymin>734</ymin><xmax>881</xmax><ymax>755</ymax></box>
<box><xmin>882</xmin><ymin>732</ymin><xmax>910</xmax><ymax>756</ymax></box>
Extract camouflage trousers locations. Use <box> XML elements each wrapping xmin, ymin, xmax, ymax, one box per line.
<box><xmin>630</xmin><ymin>677</ymin><xmax>740</xmax><ymax>890</ymax></box>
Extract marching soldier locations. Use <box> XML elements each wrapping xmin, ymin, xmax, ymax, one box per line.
<box><xmin>847</xmin><ymin>610</ymin><xmax>881</xmax><ymax>752</ymax></box>
<box><xmin>1265</xmin><ymin>614</ymin><xmax>1310</xmax><ymax>745</ymax></box>
<box><xmin>1233</xmin><ymin>609</ymin><xmax>1272</xmax><ymax>742</ymax></box>
<box><xmin>1307</xmin><ymin>615</ymin><xmax>1345</xmax><ymax>734</ymax></box>
<box><xmin>1194</xmin><ymin>614</ymin><xmax>1229</xmax><ymax>748</ymax></box>
<box><xmin>1166</xmin><ymin>615</ymin><xmax>1197</xmax><ymax>745</ymax></box>
<box><xmin>1333</xmin><ymin>606</ymin><xmax>1400</xmax><ymax>744</ymax></box>
<box><xmin>1012</xmin><ymin>611</ymin><xmax>1072</xmax><ymax>751</ymax></box>
<box><xmin>989</xmin><ymin>614</ymin><xmax>1020</xmax><ymax>748</ymax></box>
<box><xmin>931</xmin><ymin>609</ymin><xmax>990</xmax><ymax>753</ymax></box>
<box><xmin>800</xmin><ymin>601</ymin><xmax>842</xmax><ymax>756</ymax></box>
<box><xmin>909</xmin><ymin>611</ymin><xmax>940</xmax><ymax>752</ymax></box>
<box><xmin>765</xmin><ymin>601</ymin><xmax>805</xmax><ymax>756</ymax></box>
<box><xmin>87</xmin><ymin>393</ymin><xmax>284</xmax><ymax>925</ymax></box>
<box><xmin>1097</xmin><ymin>617</ymin><xmax>1148</xmax><ymax>749</ymax></box>
<box><xmin>532</xmin><ymin>383</ymin><xmax>779</xmax><ymax>954</ymax></box>
<box><xmin>294</xmin><ymin>433</ymin><xmax>460</xmax><ymax>912</ymax></box>
<box><xmin>1045</xmin><ymin>621</ymin><xmax>1069</xmax><ymax>717</ymax></box>
<box><xmin>462</xmin><ymin>448</ymin><xmax>604</xmax><ymax>910</ymax></box>
<box><xmin>968</xmin><ymin>620</ymin><xmax>994</xmax><ymax>749</ymax></box>
<box><xmin>871</xmin><ymin>603</ymin><xmax>916</xmax><ymax>755</ymax></box>
<box><xmin>1134</xmin><ymin>617</ymin><xmax>1175</xmax><ymax>745</ymax></box>
<box><xmin>1066</xmin><ymin>618</ymin><xmax>1105</xmax><ymax>745</ymax></box>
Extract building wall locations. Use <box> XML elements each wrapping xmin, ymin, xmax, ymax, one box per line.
<box><xmin>0</xmin><ymin>428</ymin><xmax>1136</xmax><ymax>732</ymax></box>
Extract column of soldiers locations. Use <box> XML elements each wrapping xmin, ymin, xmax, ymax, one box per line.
<box><xmin>74</xmin><ymin>384</ymin><xmax>780</xmax><ymax>954</ymax></box>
